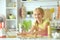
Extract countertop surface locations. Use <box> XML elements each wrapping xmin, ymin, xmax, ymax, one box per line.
<box><xmin>0</xmin><ymin>38</ymin><xmax>60</xmax><ymax>40</ymax></box>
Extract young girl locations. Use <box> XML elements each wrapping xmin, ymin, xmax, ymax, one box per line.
<box><xmin>19</xmin><ymin>7</ymin><xmax>51</xmax><ymax>38</ymax></box>
<box><xmin>29</xmin><ymin>7</ymin><xmax>51</xmax><ymax>37</ymax></box>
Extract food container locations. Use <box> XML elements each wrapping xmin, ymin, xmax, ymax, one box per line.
<box><xmin>0</xmin><ymin>15</ymin><xmax>6</xmax><ymax>38</ymax></box>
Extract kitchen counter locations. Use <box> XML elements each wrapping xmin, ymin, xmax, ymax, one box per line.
<box><xmin>17</xmin><ymin>33</ymin><xmax>52</xmax><ymax>38</ymax></box>
<box><xmin>0</xmin><ymin>38</ymin><xmax>60</xmax><ymax>40</ymax></box>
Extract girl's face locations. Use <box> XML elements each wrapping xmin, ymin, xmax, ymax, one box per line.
<box><xmin>33</xmin><ymin>10</ymin><xmax>43</xmax><ymax>21</ymax></box>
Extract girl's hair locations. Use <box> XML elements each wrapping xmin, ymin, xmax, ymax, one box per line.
<box><xmin>34</xmin><ymin>7</ymin><xmax>44</xmax><ymax>17</ymax></box>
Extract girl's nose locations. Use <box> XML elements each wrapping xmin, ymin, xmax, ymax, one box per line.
<box><xmin>35</xmin><ymin>15</ymin><xmax>38</xmax><ymax>17</ymax></box>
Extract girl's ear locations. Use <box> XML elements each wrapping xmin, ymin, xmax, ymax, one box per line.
<box><xmin>42</xmin><ymin>14</ymin><xmax>44</xmax><ymax>19</ymax></box>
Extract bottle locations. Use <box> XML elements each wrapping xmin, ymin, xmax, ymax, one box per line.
<box><xmin>18</xmin><ymin>23</ymin><xmax>22</xmax><ymax>33</ymax></box>
<box><xmin>48</xmin><ymin>26</ymin><xmax>51</xmax><ymax>38</ymax></box>
<box><xmin>0</xmin><ymin>15</ymin><xmax>6</xmax><ymax>38</ymax></box>
<box><xmin>21</xmin><ymin>3</ymin><xmax>26</xmax><ymax>18</ymax></box>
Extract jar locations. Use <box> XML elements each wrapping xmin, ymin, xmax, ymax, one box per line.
<box><xmin>0</xmin><ymin>15</ymin><xmax>6</xmax><ymax>38</ymax></box>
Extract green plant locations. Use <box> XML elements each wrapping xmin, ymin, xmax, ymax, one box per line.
<box><xmin>51</xmin><ymin>27</ymin><xmax>56</xmax><ymax>30</ymax></box>
<box><xmin>22</xmin><ymin>20</ymin><xmax>32</xmax><ymax>32</ymax></box>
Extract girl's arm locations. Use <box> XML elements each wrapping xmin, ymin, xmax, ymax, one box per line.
<box><xmin>44</xmin><ymin>19</ymin><xmax>51</xmax><ymax>37</ymax></box>
<box><xmin>48</xmin><ymin>25</ymin><xmax>51</xmax><ymax>38</ymax></box>
<box><xmin>29</xmin><ymin>26</ymin><xmax>35</xmax><ymax>33</ymax></box>
<box><xmin>29</xmin><ymin>25</ymin><xmax>39</xmax><ymax>34</ymax></box>
<box><xmin>46</xmin><ymin>22</ymin><xmax>51</xmax><ymax>38</ymax></box>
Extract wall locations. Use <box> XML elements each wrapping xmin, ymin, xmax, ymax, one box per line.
<box><xmin>0</xmin><ymin>0</ymin><xmax>6</xmax><ymax>16</ymax></box>
<box><xmin>23</xmin><ymin>1</ymin><xmax>57</xmax><ymax>20</ymax></box>
<box><xmin>23</xmin><ymin>1</ymin><xmax>57</xmax><ymax>11</ymax></box>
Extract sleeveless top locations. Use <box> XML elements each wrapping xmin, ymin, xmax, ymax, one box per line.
<box><xmin>33</xmin><ymin>19</ymin><xmax>50</xmax><ymax>36</ymax></box>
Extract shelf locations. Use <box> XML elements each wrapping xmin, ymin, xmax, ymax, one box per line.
<box><xmin>50</xmin><ymin>20</ymin><xmax>60</xmax><ymax>23</ymax></box>
<box><xmin>6</xmin><ymin>20</ymin><xmax>16</xmax><ymax>29</ymax></box>
<box><xmin>56</xmin><ymin>28</ymin><xmax>60</xmax><ymax>30</ymax></box>
<box><xmin>9</xmin><ymin>29</ymin><xmax>16</xmax><ymax>31</ymax></box>
<box><xmin>6</xmin><ymin>3</ymin><xmax>17</xmax><ymax>8</ymax></box>
<box><xmin>6</xmin><ymin>0</ymin><xmax>17</xmax><ymax>8</ymax></box>
<box><xmin>6</xmin><ymin>0</ymin><xmax>17</xmax><ymax>32</ymax></box>
<box><xmin>6</xmin><ymin>7</ymin><xmax>17</xmax><ymax>9</ymax></box>
<box><xmin>6</xmin><ymin>19</ymin><xmax>16</xmax><ymax>21</ymax></box>
<box><xmin>6</xmin><ymin>30</ymin><xmax>16</xmax><ymax>38</ymax></box>
<box><xmin>21</xmin><ymin>0</ymin><xmax>57</xmax><ymax>2</ymax></box>
<box><xmin>6</xmin><ymin>9</ymin><xmax>17</xmax><ymax>19</ymax></box>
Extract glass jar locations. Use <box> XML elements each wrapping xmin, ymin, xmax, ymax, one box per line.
<box><xmin>0</xmin><ymin>15</ymin><xmax>6</xmax><ymax>38</ymax></box>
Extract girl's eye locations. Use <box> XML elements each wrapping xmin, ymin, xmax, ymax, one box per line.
<box><xmin>34</xmin><ymin>14</ymin><xmax>36</xmax><ymax>15</ymax></box>
<box><xmin>34</xmin><ymin>13</ymin><xmax>41</xmax><ymax>15</ymax></box>
<box><xmin>37</xmin><ymin>14</ymin><xmax>41</xmax><ymax>15</ymax></box>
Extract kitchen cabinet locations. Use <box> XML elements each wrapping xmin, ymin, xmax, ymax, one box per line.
<box><xmin>6</xmin><ymin>0</ymin><xmax>19</xmax><ymax>38</ymax></box>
